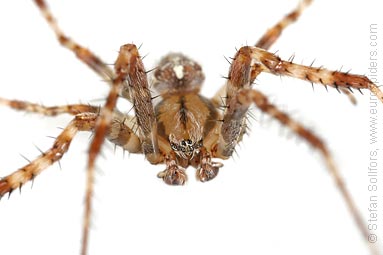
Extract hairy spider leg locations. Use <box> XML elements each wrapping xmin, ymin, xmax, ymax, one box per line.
<box><xmin>115</xmin><ymin>44</ymin><xmax>160</xmax><ymax>162</ymax></box>
<box><xmin>76</xmin><ymin>44</ymin><xmax>162</xmax><ymax>254</ymax></box>
<box><xmin>0</xmin><ymin>98</ymin><xmax>99</xmax><ymax>116</ymax></box>
<box><xmin>237</xmin><ymin>89</ymin><xmax>378</xmax><ymax>255</ymax></box>
<box><xmin>255</xmin><ymin>0</ymin><xmax>357</xmax><ymax>104</ymax></box>
<box><xmin>0</xmin><ymin>96</ymin><xmax>142</xmax><ymax>255</ymax></box>
<box><xmin>0</xmin><ymin>102</ymin><xmax>141</xmax><ymax>199</ymax></box>
<box><xmin>211</xmin><ymin>0</ymin><xmax>320</xmax><ymax>108</ymax></box>
<box><xmin>217</xmin><ymin>45</ymin><xmax>381</xmax><ymax>255</ymax></box>
<box><xmin>245</xmin><ymin>46</ymin><xmax>383</xmax><ymax>104</ymax></box>
<box><xmin>32</xmin><ymin>0</ymin><xmax>133</xmax><ymax>101</ymax></box>
<box><xmin>255</xmin><ymin>0</ymin><xmax>313</xmax><ymax>50</ymax></box>
<box><xmin>0</xmin><ymin>113</ymin><xmax>97</xmax><ymax>198</ymax></box>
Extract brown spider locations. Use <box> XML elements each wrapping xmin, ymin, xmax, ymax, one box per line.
<box><xmin>0</xmin><ymin>0</ymin><xmax>381</xmax><ymax>255</ymax></box>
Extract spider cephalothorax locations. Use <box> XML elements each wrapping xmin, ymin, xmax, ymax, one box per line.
<box><xmin>153</xmin><ymin>53</ymin><xmax>223</xmax><ymax>185</ymax></box>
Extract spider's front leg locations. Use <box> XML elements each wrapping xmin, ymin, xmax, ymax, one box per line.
<box><xmin>33</xmin><ymin>0</ymin><xmax>114</xmax><ymax>83</ymax></box>
<box><xmin>217</xmin><ymin>46</ymin><xmax>380</xmax><ymax>255</ymax></box>
<box><xmin>115</xmin><ymin>44</ymin><xmax>160</xmax><ymax>162</ymax></box>
<box><xmin>79</xmin><ymin>43</ymin><xmax>161</xmax><ymax>255</ymax></box>
<box><xmin>245</xmin><ymin>46</ymin><xmax>383</xmax><ymax>102</ymax></box>
<box><xmin>255</xmin><ymin>0</ymin><xmax>312</xmax><ymax>49</ymax></box>
<box><xmin>32</xmin><ymin>0</ymin><xmax>131</xmax><ymax>101</ymax></box>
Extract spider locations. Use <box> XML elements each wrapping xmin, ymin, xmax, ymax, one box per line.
<box><xmin>0</xmin><ymin>0</ymin><xmax>381</xmax><ymax>255</ymax></box>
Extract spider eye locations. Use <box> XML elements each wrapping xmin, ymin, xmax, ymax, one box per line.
<box><xmin>186</xmin><ymin>139</ymin><xmax>192</xmax><ymax>145</ymax></box>
<box><xmin>181</xmin><ymin>141</ymin><xmax>186</xmax><ymax>146</ymax></box>
<box><xmin>170</xmin><ymin>143</ymin><xmax>178</xmax><ymax>150</ymax></box>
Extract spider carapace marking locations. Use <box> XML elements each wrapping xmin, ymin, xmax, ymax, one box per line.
<box><xmin>1</xmin><ymin>0</ymin><xmax>382</xmax><ymax>255</ymax></box>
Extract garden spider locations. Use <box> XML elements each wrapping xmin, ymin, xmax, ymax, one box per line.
<box><xmin>0</xmin><ymin>0</ymin><xmax>380</xmax><ymax>255</ymax></box>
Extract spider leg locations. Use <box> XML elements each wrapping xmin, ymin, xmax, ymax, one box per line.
<box><xmin>256</xmin><ymin>0</ymin><xmax>312</xmax><ymax>49</ymax></box>
<box><xmin>0</xmin><ymin>112</ymin><xmax>97</xmax><ymax>199</ymax></box>
<box><xmin>0</xmin><ymin>97</ymin><xmax>100</xmax><ymax>116</ymax></box>
<box><xmin>80</xmin><ymin>43</ymin><xmax>161</xmax><ymax>255</ymax></box>
<box><xmin>235</xmin><ymin>88</ymin><xmax>378</xmax><ymax>255</ymax></box>
<box><xmin>31</xmin><ymin>1</ymin><xmax>135</xmax><ymax>100</ymax></box>
<box><xmin>0</xmin><ymin>110</ymin><xmax>141</xmax><ymax>198</ymax></box>
<box><xmin>80</xmin><ymin>49</ymin><xmax>127</xmax><ymax>255</ymax></box>
<box><xmin>0</xmin><ymin>97</ymin><xmax>141</xmax><ymax>153</ymax></box>
<box><xmin>244</xmin><ymin>46</ymin><xmax>383</xmax><ymax>102</ymax></box>
<box><xmin>218</xmin><ymin>46</ymin><xmax>383</xmax><ymax>157</ymax></box>
<box><xmin>217</xmin><ymin>45</ymin><xmax>379</xmax><ymax>253</ymax></box>
<box><xmin>255</xmin><ymin>0</ymin><xmax>360</xmax><ymax>105</ymax></box>
<box><xmin>1</xmin><ymin>66</ymin><xmax>142</xmax><ymax>255</ymax></box>
<box><xmin>211</xmin><ymin>0</ymin><xmax>314</xmax><ymax>109</ymax></box>
<box><xmin>212</xmin><ymin>0</ymin><xmax>314</xmax><ymax>108</ymax></box>
<box><xmin>115</xmin><ymin>44</ymin><xmax>161</xmax><ymax>163</ymax></box>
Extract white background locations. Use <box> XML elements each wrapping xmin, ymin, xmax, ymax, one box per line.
<box><xmin>0</xmin><ymin>1</ymin><xmax>381</xmax><ymax>255</ymax></box>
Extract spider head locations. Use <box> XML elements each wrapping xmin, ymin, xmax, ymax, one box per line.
<box><xmin>152</xmin><ymin>53</ymin><xmax>205</xmax><ymax>95</ymax></box>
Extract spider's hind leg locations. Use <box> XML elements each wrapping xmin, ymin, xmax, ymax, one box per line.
<box><xmin>237</xmin><ymin>88</ymin><xmax>378</xmax><ymax>255</ymax></box>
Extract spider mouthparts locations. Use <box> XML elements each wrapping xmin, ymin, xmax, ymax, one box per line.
<box><xmin>157</xmin><ymin>166</ymin><xmax>187</xmax><ymax>186</ymax></box>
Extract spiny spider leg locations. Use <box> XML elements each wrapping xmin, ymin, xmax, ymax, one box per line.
<box><xmin>80</xmin><ymin>43</ymin><xmax>161</xmax><ymax>255</ymax></box>
<box><xmin>0</xmin><ymin>70</ymin><xmax>143</xmax><ymax>255</ymax></box>
<box><xmin>0</xmin><ymin>113</ymin><xmax>97</xmax><ymax>198</ymax></box>
<box><xmin>255</xmin><ymin>0</ymin><xmax>312</xmax><ymax>50</ymax></box>
<box><xmin>32</xmin><ymin>0</ymin><xmax>135</xmax><ymax>100</ymax></box>
<box><xmin>0</xmin><ymin>108</ymin><xmax>141</xmax><ymax>200</ymax></box>
<box><xmin>212</xmin><ymin>0</ymin><xmax>326</xmax><ymax>107</ymax></box>
<box><xmin>81</xmin><ymin>45</ymin><xmax>128</xmax><ymax>255</ymax></box>
<box><xmin>33</xmin><ymin>0</ymin><xmax>112</xmax><ymax>79</ymax></box>
<box><xmin>0</xmin><ymin>97</ymin><xmax>141</xmax><ymax>153</ymax></box>
<box><xmin>238</xmin><ymin>88</ymin><xmax>378</xmax><ymax>255</ymax></box>
<box><xmin>115</xmin><ymin>44</ymin><xmax>160</xmax><ymax>163</ymax></box>
<box><xmin>253</xmin><ymin>0</ymin><xmax>356</xmax><ymax>104</ymax></box>
<box><xmin>217</xmin><ymin>45</ymin><xmax>381</xmax><ymax>255</ymax></box>
<box><xmin>245</xmin><ymin>46</ymin><xmax>383</xmax><ymax>102</ymax></box>
<box><xmin>219</xmin><ymin>45</ymin><xmax>383</xmax><ymax>157</ymax></box>
<box><xmin>0</xmin><ymin>97</ymin><xmax>100</xmax><ymax>116</ymax></box>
